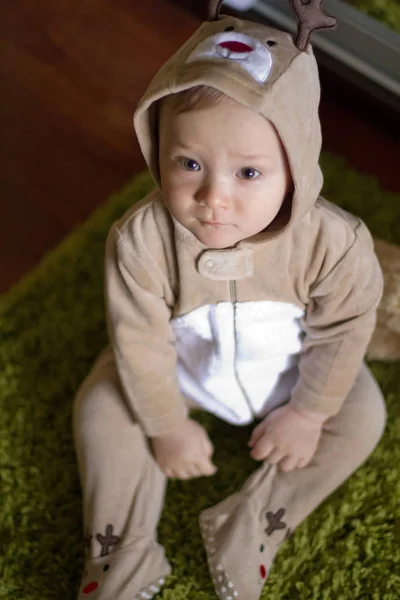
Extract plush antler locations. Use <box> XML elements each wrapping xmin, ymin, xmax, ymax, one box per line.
<box><xmin>208</xmin><ymin>0</ymin><xmax>224</xmax><ymax>21</ymax></box>
<box><xmin>289</xmin><ymin>0</ymin><xmax>336</xmax><ymax>51</ymax></box>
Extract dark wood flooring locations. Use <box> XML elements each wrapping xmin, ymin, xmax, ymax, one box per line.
<box><xmin>1</xmin><ymin>0</ymin><xmax>399</xmax><ymax>293</ymax></box>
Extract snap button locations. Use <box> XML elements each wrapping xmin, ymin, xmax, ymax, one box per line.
<box><xmin>206</xmin><ymin>259</ymin><xmax>215</xmax><ymax>268</ymax></box>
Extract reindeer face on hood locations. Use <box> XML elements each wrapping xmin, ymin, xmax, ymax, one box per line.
<box><xmin>134</xmin><ymin>1</ymin><xmax>336</xmax><ymax>237</ymax></box>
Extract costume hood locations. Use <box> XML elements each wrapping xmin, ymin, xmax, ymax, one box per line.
<box><xmin>134</xmin><ymin>3</ymin><xmax>336</xmax><ymax>235</ymax></box>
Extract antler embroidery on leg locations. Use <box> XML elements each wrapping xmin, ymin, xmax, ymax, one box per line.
<box><xmin>289</xmin><ymin>0</ymin><xmax>336</xmax><ymax>51</ymax></box>
<box><xmin>96</xmin><ymin>524</ymin><xmax>121</xmax><ymax>557</ymax></box>
<box><xmin>265</xmin><ymin>508</ymin><xmax>287</xmax><ymax>535</ymax></box>
<box><xmin>208</xmin><ymin>0</ymin><xmax>224</xmax><ymax>22</ymax></box>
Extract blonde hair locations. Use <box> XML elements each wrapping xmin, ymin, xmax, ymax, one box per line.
<box><xmin>162</xmin><ymin>85</ymin><xmax>227</xmax><ymax>113</ymax></box>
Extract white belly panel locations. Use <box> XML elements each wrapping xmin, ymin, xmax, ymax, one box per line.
<box><xmin>234</xmin><ymin>302</ymin><xmax>304</xmax><ymax>416</ymax></box>
<box><xmin>171</xmin><ymin>301</ymin><xmax>305</xmax><ymax>425</ymax></box>
<box><xmin>172</xmin><ymin>303</ymin><xmax>253</xmax><ymax>423</ymax></box>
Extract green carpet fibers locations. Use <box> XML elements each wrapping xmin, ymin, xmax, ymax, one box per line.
<box><xmin>1</xmin><ymin>153</ymin><xmax>399</xmax><ymax>600</ymax></box>
<box><xmin>350</xmin><ymin>0</ymin><xmax>400</xmax><ymax>33</ymax></box>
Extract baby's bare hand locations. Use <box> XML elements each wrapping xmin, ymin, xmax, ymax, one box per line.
<box><xmin>248</xmin><ymin>404</ymin><xmax>324</xmax><ymax>472</ymax></box>
<box><xmin>151</xmin><ymin>418</ymin><xmax>217</xmax><ymax>480</ymax></box>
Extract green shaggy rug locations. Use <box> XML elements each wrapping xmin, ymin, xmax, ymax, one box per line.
<box><xmin>1</xmin><ymin>154</ymin><xmax>399</xmax><ymax>600</ymax></box>
<box><xmin>350</xmin><ymin>0</ymin><xmax>400</xmax><ymax>33</ymax></box>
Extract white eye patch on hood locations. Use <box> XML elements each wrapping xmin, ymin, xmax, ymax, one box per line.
<box><xmin>186</xmin><ymin>31</ymin><xmax>273</xmax><ymax>83</ymax></box>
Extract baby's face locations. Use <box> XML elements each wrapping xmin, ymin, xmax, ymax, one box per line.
<box><xmin>159</xmin><ymin>95</ymin><xmax>291</xmax><ymax>249</ymax></box>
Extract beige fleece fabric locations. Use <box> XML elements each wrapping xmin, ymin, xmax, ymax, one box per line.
<box><xmin>105</xmin><ymin>191</ymin><xmax>382</xmax><ymax>437</ymax></box>
<box><xmin>74</xmin><ymin>347</ymin><xmax>385</xmax><ymax>600</ymax></box>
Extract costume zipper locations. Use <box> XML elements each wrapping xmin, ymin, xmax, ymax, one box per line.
<box><xmin>229</xmin><ymin>280</ymin><xmax>237</xmax><ymax>303</ymax></box>
<box><xmin>230</xmin><ymin>280</ymin><xmax>256</xmax><ymax>420</ymax></box>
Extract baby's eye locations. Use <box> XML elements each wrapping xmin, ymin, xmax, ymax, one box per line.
<box><xmin>177</xmin><ymin>157</ymin><xmax>201</xmax><ymax>171</ymax></box>
<box><xmin>238</xmin><ymin>167</ymin><xmax>261</xmax><ymax>180</ymax></box>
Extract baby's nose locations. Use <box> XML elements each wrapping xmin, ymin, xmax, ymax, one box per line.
<box><xmin>197</xmin><ymin>186</ymin><xmax>226</xmax><ymax>208</ymax></box>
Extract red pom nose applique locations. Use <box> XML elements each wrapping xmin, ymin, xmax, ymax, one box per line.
<box><xmin>218</xmin><ymin>41</ymin><xmax>253</xmax><ymax>53</ymax></box>
<box><xmin>260</xmin><ymin>565</ymin><xmax>267</xmax><ymax>579</ymax></box>
<box><xmin>82</xmin><ymin>581</ymin><xmax>98</xmax><ymax>594</ymax></box>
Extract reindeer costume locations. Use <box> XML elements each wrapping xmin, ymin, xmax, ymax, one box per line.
<box><xmin>73</xmin><ymin>1</ymin><xmax>386</xmax><ymax>598</ymax></box>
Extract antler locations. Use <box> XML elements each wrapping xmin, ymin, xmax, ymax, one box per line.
<box><xmin>289</xmin><ymin>0</ymin><xmax>336</xmax><ymax>51</ymax></box>
<box><xmin>208</xmin><ymin>0</ymin><xmax>224</xmax><ymax>21</ymax></box>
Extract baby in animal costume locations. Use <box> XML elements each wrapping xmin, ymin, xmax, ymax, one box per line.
<box><xmin>73</xmin><ymin>1</ymin><xmax>387</xmax><ymax>598</ymax></box>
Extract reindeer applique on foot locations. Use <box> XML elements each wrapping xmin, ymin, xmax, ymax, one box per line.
<box><xmin>78</xmin><ymin>524</ymin><xmax>170</xmax><ymax>600</ymax></box>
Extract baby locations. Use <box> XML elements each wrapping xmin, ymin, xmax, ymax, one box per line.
<box><xmin>73</xmin><ymin>2</ymin><xmax>387</xmax><ymax>599</ymax></box>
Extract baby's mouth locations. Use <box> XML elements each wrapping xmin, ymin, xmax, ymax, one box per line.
<box><xmin>200</xmin><ymin>220</ymin><xmax>229</xmax><ymax>227</ymax></box>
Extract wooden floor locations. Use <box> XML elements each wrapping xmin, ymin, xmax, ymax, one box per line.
<box><xmin>1</xmin><ymin>0</ymin><xmax>399</xmax><ymax>293</ymax></box>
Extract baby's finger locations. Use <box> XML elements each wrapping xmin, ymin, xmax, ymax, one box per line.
<box><xmin>296</xmin><ymin>457</ymin><xmax>310</xmax><ymax>469</ymax></box>
<box><xmin>203</xmin><ymin>437</ymin><xmax>215</xmax><ymax>457</ymax></box>
<box><xmin>248</xmin><ymin>421</ymin><xmax>267</xmax><ymax>448</ymax></box>
<box><xmin>200</xmin><ymin>458</ymin><xmax>218</xmax><ymax>477</ymax></box>
<box><xmin>266</xmin><ymin>449</ymin><xmax>286</xmax><ymax>465</ymax></box>
<box><xmin>186</xmin><ymin>465</ymin><xmax>203</xmax><ymax>479</ymax></box>
<box><xmin>175</xmin><ymin>469</ymin><xmax>194</xmax><ymax>480</ymax></box>
<box><xmin>250</xmin><ymin>439</ymin><xmax>274</xmax><ymax>461</ymax></box>
<box><xmin>279</xmin><ymin>455</ymin><xmax>299</xmax><ymax>472</ymax></box>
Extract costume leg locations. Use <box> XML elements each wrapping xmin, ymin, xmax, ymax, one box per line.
<box><xmin>73</xmin><ymin>346</ymin><xmax>171</xmax><ymax>600</ymax></box>
<box><xmin>199</xmin><ymin>363</ymin><xmax>386</xmax><ymax>600</ymax></box>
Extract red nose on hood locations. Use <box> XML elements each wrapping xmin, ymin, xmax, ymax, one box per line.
<box><xmin>219</xmin><ymin>40</ymin><xmax>253</xmax><ymax>53</ymax></box>
<box><xmin>82</xmin><ymin>581</ymin><xmax>98</xmax><ymax>594</ymax></box>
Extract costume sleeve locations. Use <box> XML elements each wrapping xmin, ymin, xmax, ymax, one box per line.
<box><xmin>104</xmin><ymin>223</ymin><xmax>188</xmax><ymax>437</ymax></box>
<box><xmin>289</xmin><ymin>221</ymin><xmax>383</xmax><ymax>417</ymax></box>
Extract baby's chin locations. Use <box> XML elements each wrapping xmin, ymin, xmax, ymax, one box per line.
<box><xmin>192</xmin><ymin>223</ymin><xmax>244</xmax><ymax>249</ymax></box>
